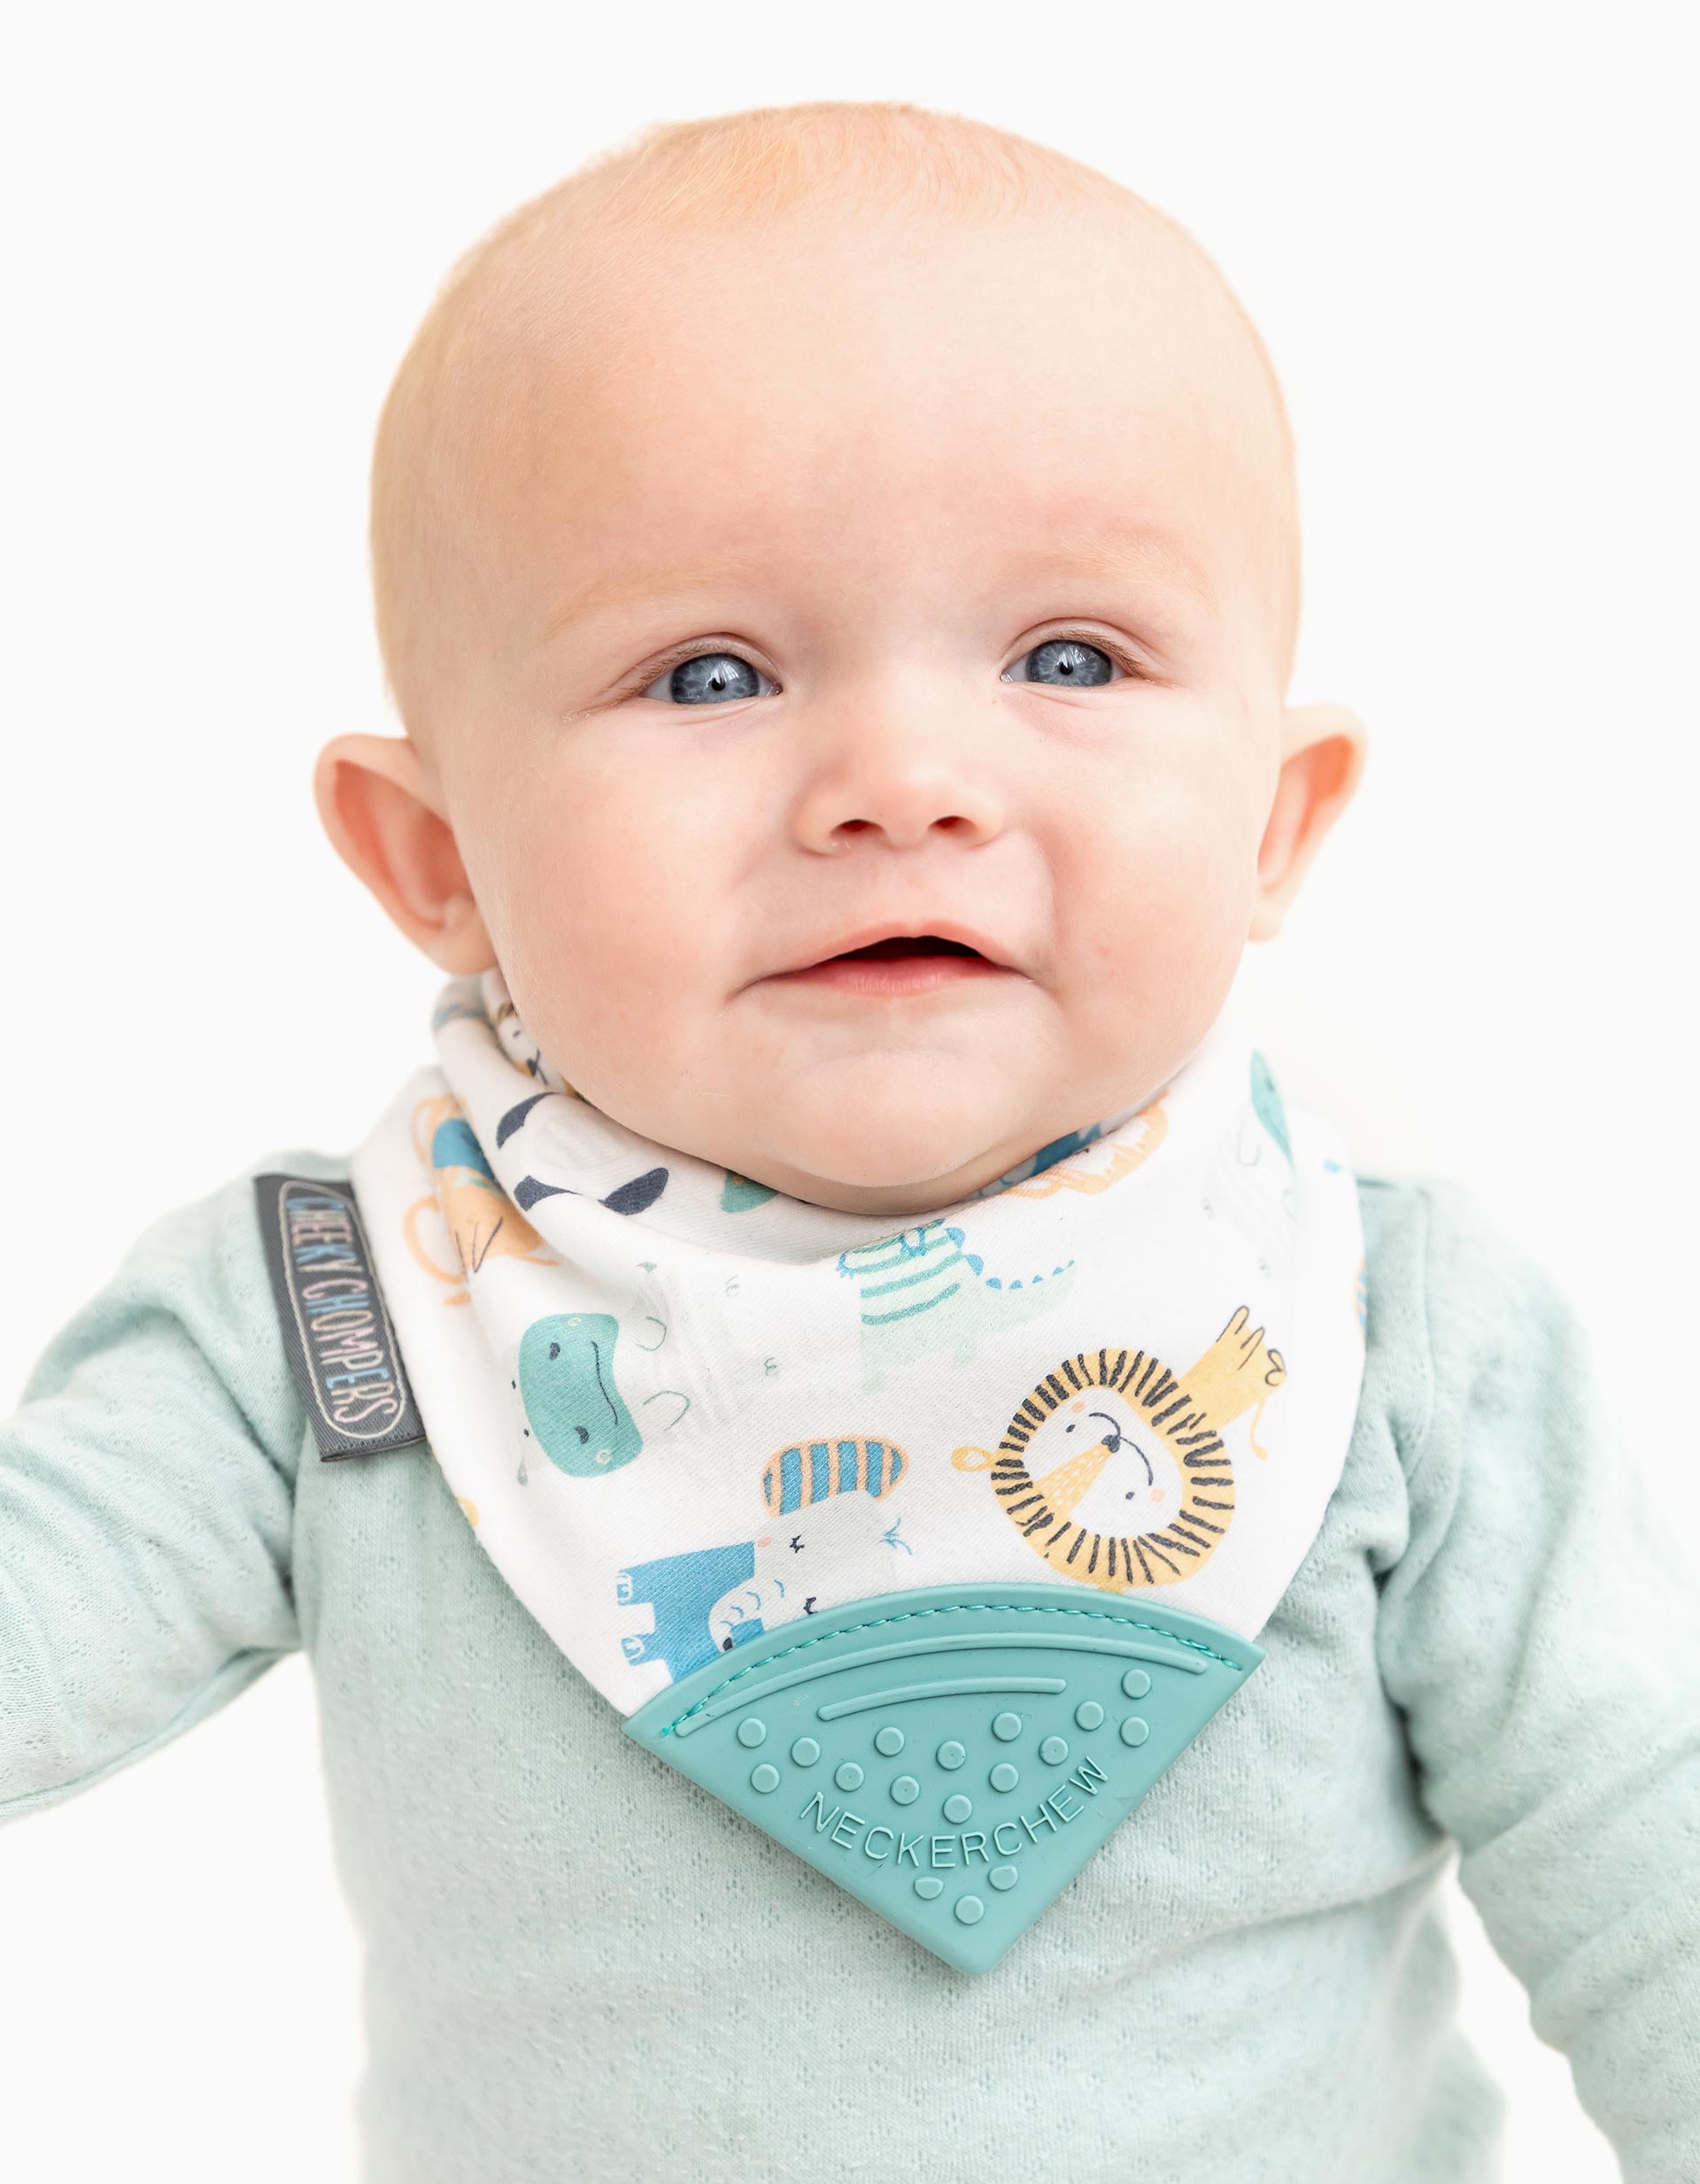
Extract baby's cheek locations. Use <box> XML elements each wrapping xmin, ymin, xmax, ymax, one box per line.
<box><xmin>1079</xmin><ymin>787</ymin><xmax>1249</xmax><ymax>963</ymax></box>
<box><xmin>497</xmin><ymin>779</ymin><xmax>668</xmax><ymax>963</ymax></box>
<box><xmin>1059</xmin><ymin>772</ymin><xmax>1260</xmax><ymax>1067</ymax></box>
<box><xmin>492</xmin><ymin>818</ymin><xmax>717</xmax><ymax>1093</ymax></box>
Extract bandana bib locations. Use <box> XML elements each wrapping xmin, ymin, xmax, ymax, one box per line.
<box><xmin>346</xmin><ymin>966</ymin><xmax>1366</xmax><ymax>1972</ymax></box>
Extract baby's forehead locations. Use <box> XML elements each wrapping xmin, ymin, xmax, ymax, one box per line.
<box><xmin>537</xmin><ymin>209</ymin><xmax>1267</xmax><ymax>534</ymax></box>
<box><xmin>375</xmin><ymin>182</ymin><xmax>1299</xmax><ymax>729</ymax></box>
<box><xmin>530</xmin><ymin>189</ymin><xmax>1265</xmax><ymax>440</ymax></box>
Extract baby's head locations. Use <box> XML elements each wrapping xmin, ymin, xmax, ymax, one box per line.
<box><xmin>317</xmin><ymin>100</ymin><xmax>1364</xmax><ymax>1217</ymax></box>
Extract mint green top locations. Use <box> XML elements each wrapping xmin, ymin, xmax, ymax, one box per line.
<box><xmin>4</xmin><ymin>1154</ymin><xmax>1697</xmax><ymax>2182</ymax></box>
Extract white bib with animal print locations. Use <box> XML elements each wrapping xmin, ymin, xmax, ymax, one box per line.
<box><xmin>348</xmin><ymin>966</ymin><xmax>1368</xmax><ymax>1718</ymax></box>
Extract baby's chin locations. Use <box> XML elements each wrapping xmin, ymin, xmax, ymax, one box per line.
<box><xmin>698</xmin><ymin>1090</ymin><xmax>1071</xmax><ymax>1218</ymax></box>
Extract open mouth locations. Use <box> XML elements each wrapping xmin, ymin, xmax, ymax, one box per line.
<box><xmin>823</xmin><ymin>935</ymin><xmax>985</xmax><ymax>963</ymax></box>
<box><xmin>771</xmin><ymin>933</ymin><xmax>1008</xmax><ymax>993</ymax></box>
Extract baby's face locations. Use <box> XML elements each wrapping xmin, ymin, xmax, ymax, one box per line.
<box><xmin>373</xmin><ymin>199</ymin><xmax>1336</xmax><ymax>1216</ymax></box>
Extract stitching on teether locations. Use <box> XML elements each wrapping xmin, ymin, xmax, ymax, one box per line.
<box><xmin>658</xmin><ymin>1598</ymin><xmax>1244</xmax><ymax>1736</ymax></box>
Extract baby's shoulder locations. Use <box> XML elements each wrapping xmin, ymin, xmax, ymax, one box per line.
<box><xmin>14</xmin><ymin>1146</ymin><xmax>359</xmax><ymax>1499</ymax></box>
<box><xmin>29</xmin><ymin>1145</ymin><xmax>356</xmax><ymax>1401</ymax></box>
<box><xmin>150</xmin><ymin>1145</ymin><xmax>357</xmax><ymax>1304</ymax></box>
<box><xmin>1350</xmin><ymin>1167</ymin><xmax>1589</xmax><ymax>1489</ymax></box>
<box><xmin>1353</xmin><ymin>1166</ymin><xmax>1572</xmax><ymax>1321</ymax></box>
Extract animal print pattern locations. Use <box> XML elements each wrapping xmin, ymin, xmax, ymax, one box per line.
<box><xmin>346</xmin><ymin>967</ymin><xmax>1368</xmax><ymax>1717</ymax></box>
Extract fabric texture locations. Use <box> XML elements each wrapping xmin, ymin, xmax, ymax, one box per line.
<box><xmin>347</xmin><ymin>969</ymin><xmax>1366</xmax><ymax>1714</ymax></box>
<box><xmin>3</xmin><ymin>1155</ymin><xmax>1699</xmax><ymax>2183</ymax></box>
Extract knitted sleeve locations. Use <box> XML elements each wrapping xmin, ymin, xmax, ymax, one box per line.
<box><xmin>1374</xmin><ymin>1177</ymin><xmax>1700</xmax><ymax>2183</ymax></box>
<box><xmin>0</xmin><ymin>1155</ymin><xmax>325</xmax><ymax>1823</ymax></box>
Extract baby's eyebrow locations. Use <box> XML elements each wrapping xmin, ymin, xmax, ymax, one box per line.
<box><xmin>999</xmin><ymin>523</ymin><xmax>1218</xmax><ymax>616</ymax></box>
<box><xmin>540</xmin><ymin>521</ymin><xmax>1215</xmax><ymax>644</ymax></box>
<box><xmin>543</xmin><ymin>544</ymin><xmax>776</xmax><ymax>642</ymax></box>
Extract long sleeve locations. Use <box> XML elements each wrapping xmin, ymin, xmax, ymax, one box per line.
<box><xmin>1375</xmin><ymin>1178</ymin><xmax>1700</xmax><ymax>2182</ymax></box>
<box><xmin>0</xmin><ymin>1158</ymin><xmax>316</xmax><ymax>1823</ymax></box>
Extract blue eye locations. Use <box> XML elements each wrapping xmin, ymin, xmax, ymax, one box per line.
<box><xmin>634</xmin><ymin>631</ymin><xmax>1133</xmax><ymax>706</ymax></box>
<box><xmin>1004</xmin><ymin>637</ymin><xmax>1122</xmax><ymax>688</ymax></box>
<box><xmin>638</xmin><ymin>651</ymin><xmax>775</xmax><ymax>706</ymax></box>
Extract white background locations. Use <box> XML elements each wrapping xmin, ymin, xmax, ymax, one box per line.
<box><xmin>3</xmin><ymin>4</ymin><xmax>1695</xmax><ymax>2178</ymax></box>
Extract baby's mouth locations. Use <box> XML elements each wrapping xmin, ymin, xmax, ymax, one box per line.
<box><xmin>823</xmin><ymin>935</ymin><xmax>984</xmax><ymax>963</ymax></box>
<box><xmin>769</xmin><ymin>934</ymin><xmax>1011</xmax><ymax>995</ymax></box>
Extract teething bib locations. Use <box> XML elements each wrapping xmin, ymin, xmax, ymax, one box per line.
<box><xmin>343</xmin><ymin>967</ymin><xmax>1366</xmax><ymax>1972</ymax></box>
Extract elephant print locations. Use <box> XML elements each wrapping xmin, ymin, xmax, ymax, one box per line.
<box><xmin>615</xmin><ymin>1477</ymin><xmax>912</xmax><ymax>1685</ymax></box>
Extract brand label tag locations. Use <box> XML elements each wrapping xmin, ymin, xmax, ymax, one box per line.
<box><xmin>253</xmin><ymin>1172</ymin><xmax>428</xmax><ymax>1461</ymax></box>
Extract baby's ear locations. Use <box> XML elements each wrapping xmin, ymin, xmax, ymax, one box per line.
<box><xmin>313</xmin><ymin>732</ymin><xmax>494</xmax><ymax>974</ymax></box>
<box><xmin>1248</xmin><ymin>702</ymin><xmax>1368</xmax><ymax>943</ymax></box>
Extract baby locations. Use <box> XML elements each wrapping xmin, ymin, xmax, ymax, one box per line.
<box><xmin>5</xmin><ymin>98</ymin><xmax>1698</xmax><ymax>2184</ymax></box>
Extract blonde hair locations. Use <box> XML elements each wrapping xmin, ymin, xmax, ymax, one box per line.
<box><xmin>370</xmin><ymin>99</ymin><xmax>1300</xmax><ymax>741</ymax></box>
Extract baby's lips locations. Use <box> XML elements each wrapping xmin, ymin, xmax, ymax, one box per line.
<box><xmin>770</xmin><ymin>918</ymin><xmax>1018</xmax><ymax>976</ymax></box>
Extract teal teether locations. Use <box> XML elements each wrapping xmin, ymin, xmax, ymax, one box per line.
<box><xmin>623</xmin><ymin>1578</ymin><xmax>1263</xmax><ymax>1975</ymax></box>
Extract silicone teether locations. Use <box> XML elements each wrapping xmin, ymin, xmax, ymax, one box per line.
<box><xmin>623</xmin><ymin>1578</ymin><xmax>1263</xmax><ymax>1974</ymax></box>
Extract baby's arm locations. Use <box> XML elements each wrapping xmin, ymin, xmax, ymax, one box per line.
<box><xmin>0</xmin><ymin>1161</ymin><xmax>312</xmax><ymax>1823</ymax></box>
<box><xmin>1375</xmin><ymin>1179</ymin><xmax>1700</xmax><ymax>2182</ymax></box>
